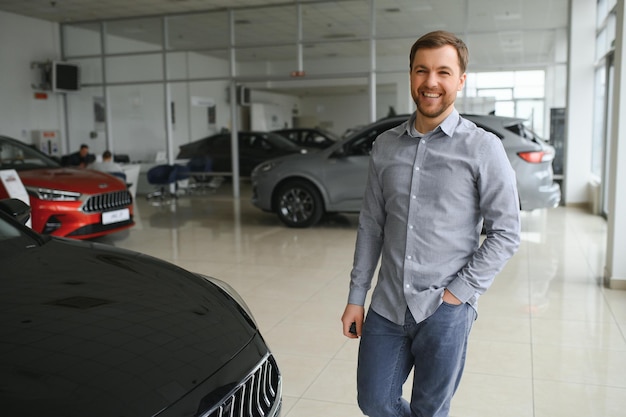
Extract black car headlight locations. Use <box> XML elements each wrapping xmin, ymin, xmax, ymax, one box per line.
<box><xmin>26</xmin><ymin>186</ymin><xmax>82</xmax><ymax>201</ymax></box>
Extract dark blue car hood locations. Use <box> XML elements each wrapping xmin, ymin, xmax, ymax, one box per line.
<box><xmin>0</xmin><ymin>238</ymin><xmax>260</xmax><ymax>416</ymax></box>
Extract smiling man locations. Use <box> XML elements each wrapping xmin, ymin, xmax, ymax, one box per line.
<box><xmin>341</xmin><ymin>31</ymin><xmax>521</xmax><ymax>417</ymax></box>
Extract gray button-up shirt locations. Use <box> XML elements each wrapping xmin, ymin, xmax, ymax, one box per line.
<box><xmin>348</xmin><ymin>110</ymin><xmax>521</xmax><ymax>325</ymax></box>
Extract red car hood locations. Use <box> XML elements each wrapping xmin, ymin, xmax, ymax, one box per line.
<box><xmin>17</xmin><ymin>168</ymin><xmax>126</xmax><ymax>193</ymax></box>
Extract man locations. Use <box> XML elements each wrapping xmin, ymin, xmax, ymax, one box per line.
<box><xmin>89</xmin><ymin>150</ymin><xmax>124</xmax><ymax>174</ymax></box>
<box><xmin>66</xmin><ymin>144</ymin><xmax>94</xmax><ymax>168</ymax></box>
<box><xmin>341</xmin><ymin>30</ymin><xmax>521</xmax><ymax>417</ymax></box>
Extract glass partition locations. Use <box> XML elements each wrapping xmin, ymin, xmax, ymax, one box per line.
<box><xmin>106</xmin><ymin>54</ymin><xmax>163</xmax><ymax>83</ymax></box>
<box><xmin>63</xmin><ymin>22</ymin><xmax>102</xmax><ymax>57</ymax></box>
<box><xmin>57</xmin><ymin>0</ymin><xmax>556</xmax><ymax>191</ymax></box>
<box><xmin>169</xmin><ymin>80</ymin><xmax>231</xmax><ymax>152</ymax></box>
<box><xmin>303</xmin><ymin>40</ymin><xmax>369</xmax><ymax>75</ymax></box>
<box><xmin>302</xmin><ymin>0</ymin><xmax>369</xmax><ymax>42</ymax></box>
<box><xmin>376</xmin><ymin>38</ymin><xmax>413</xmax><ymax>72</ymax></box>
<box><xmin>65</xmin><ymin>86</ymin><xmax>107</xmax><ymax>155</ymax></box>
<box><xmin>167</xmin><ymin>11</ymin><xmax>230</xmax><ymax>50</ymax></box>
<box><xmin>108</xmin><ymin>84</ymin><xmax>165</xmax><ymax>162</ymax></box>
<box><xmin>374</xmin><ymin>0</ymin><xmax>454</xmax><ymax>38</ymax></box>
<box><xmin>236</xmin><ymin>45</ymin><xmax>298</xmax><ymax>77</ymax></box>
<box><xmin>376</xmin><ymin>72</ymin><xmax>411</xmax><ymax>117</ymax></box>
<box><xmin>70</xmin><ymin>57</ymin><xmax>103</xmax><ymax>85</ymax></box>
<box><xmin>234</xmin><ymin>5</ymin><xmax>297</xmax><ymax>46</ymax></box>
<box><xmin>105</xmin><ymin>17</ymin><xmax>163</xmax><ymax>54</ymax></box>
<box><xmin>167</xmin><ymin>50</ymin><xmax>230</xmax><ymax>80</ymax></box>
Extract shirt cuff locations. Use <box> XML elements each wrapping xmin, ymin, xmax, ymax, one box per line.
<box><xmin>347</xmin><ymin>288</ymin><xmax>368</xmax><ymax>306</ymax></box>
<box><xmin>446</xmin><ymin>276</ymin><xmax>476</xmax><ymax>304</ymax></box>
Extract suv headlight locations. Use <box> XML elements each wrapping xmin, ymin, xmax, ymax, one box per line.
<box><xmin>26</xmin><ymin>187</ymin><xmax>82</xmax><ymax>201</ymax></box>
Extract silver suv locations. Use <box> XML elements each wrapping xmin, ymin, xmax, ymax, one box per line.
<box><xmin>251</xmin><ymin>114</ymin><xmax>561</xmax><ymax>228</ymax></box>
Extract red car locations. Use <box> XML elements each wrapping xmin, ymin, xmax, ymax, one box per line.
<box><xmin>0</xmin><ymin>135</ymin><xmax>134</xmax><ymax>239</ymax></box>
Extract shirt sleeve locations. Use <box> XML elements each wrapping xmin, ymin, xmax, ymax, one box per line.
<box><xmin>446</xmin><ymin>135</ymin><xmax>521</xmax><ymax>303</ymax></box>
<box><xmin>347</xmin><ymin>141</ymin><xmax>386</xmax><ymax>306</ymax></box>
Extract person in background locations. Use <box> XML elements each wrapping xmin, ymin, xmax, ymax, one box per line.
<box><xmin>341</xmin><ymin>30</ymin><xmax>521</xmax><ymax>417</ymax></box>
<box><xmin>66</xmin><ymin>144</ymin><xmax>94</xmax><ymax>168</ymax></box>
<box><xmin>89</xmin><ymin>150</ymin><xmax>124</xmax><ymax>174</ymax></box>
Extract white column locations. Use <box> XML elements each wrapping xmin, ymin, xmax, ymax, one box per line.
<box><xmin>564</xmin><ymin>0</ymin><xmax>596</xmax><ymax>204</ymax></box>
<box><xmin>605</xmin><ymin>0</ymin><xmax>626</xmax><ymax>289</ymax></box>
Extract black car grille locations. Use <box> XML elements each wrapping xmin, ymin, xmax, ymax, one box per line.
<box><xmin>205</xmin><ymin>354</ymin><xmax>280</xmax><ymax>417</ymax></box>
<box><xmin>82</xmin><ymin>190</ymin><xmax>133</xmax><ymax>213</ymax></box>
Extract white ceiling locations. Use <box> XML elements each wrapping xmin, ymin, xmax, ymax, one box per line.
<box><xmin>0</xmin><ymin>0</ymin><xmax>569</xmax><ymax>95</ymax></box>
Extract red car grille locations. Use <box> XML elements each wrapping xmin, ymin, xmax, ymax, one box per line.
<box><xmin>82</xmin><ymin>190</ymin><xmax>133</xmax><ymax>213</ymax></box>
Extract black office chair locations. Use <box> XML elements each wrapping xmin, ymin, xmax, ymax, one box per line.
<box><xmin>109</xmin><ymin>171</ymin><xmax>132</xmax><ymax>190</ymax></box>
<box><xmin>187</xmin><ymin>156</ymin><xmax>223</xmax><ymax>193</ymax></box>
<box><xmin>146</xmin><ymin>164</ymin><xmax>189</xmax><ymax>203</ymax></box>
<box><xmin>109</xmin><ymin>171</ymin><xmax>127</xmax><ymax>182</ymax></box>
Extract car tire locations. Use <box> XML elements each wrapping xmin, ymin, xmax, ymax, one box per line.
<box><xmin>275</xmin><ymin>180</ymin><xmax>323</xmax><ymax>228</ymax></box>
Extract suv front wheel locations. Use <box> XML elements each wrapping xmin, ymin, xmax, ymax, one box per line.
<box><xmin>275</xmin><ymin>180</ymin><xmax>323</xmax><ymax>228</ymax></box>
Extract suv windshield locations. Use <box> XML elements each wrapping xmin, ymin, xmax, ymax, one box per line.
<box><xmin>343</xmin><ymin>117</ymin><xmax>407</xmax><ymax>156</ymax></box>
<box><xmin>0</xmin><ymin>215</ymin><xmax>22</xmax><ymax>240</ymax></box>
<box><xmin>504</xmin><ymin>122</ymin><xmax>544</xmax><ymax>143</ymax></box>
<box><xmin>0</xmin><ymin>137</ymin><xmax>60</xmax><ymax>171</ymax></box>
<box><xmin>0</xmin><ymin>211</ymin><xmax>39</xmax><ymax>257</ymax></box>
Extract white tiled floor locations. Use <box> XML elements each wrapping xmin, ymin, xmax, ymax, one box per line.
<box><xmin>100</xmin><ymin>183</ymin><xmax>626</xmax><ymax>417</ymax></box>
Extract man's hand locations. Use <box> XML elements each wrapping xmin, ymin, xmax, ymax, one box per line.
<box><xmin>341</xmin><ymin>304</ymin><xmax>365</xmax><ymax>338</ymax></box>
<box><xmin>442</xmin><ymin>288</ymin><xmax>462</xmax><ymax>305</ymax></box>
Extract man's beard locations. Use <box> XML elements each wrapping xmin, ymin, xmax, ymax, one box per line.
<box><xmin>413</xmin><ymin>92</ymin><xmax>454</xmax><ymax>119</ymax></box>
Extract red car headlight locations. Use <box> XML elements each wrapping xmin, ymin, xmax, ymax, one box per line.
<box><xmin>26</xmin><ymin>187</ymin><xmax>82</xmax><ymax>201</ymax></box>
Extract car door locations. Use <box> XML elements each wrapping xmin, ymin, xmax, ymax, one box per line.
<box><xmin>205</xmin><ymin>134</ymin><xmax>232</xmax><ymax>172</ymax></box>
<box><xmin>238</xmin><ymin>133</ymin><xmax>277</xmax><ymax>176</ymax></box>
<box><xmin>322</xmin><ymin>118</ymin><xmax>406</xmax><ymax>211</ymax></box>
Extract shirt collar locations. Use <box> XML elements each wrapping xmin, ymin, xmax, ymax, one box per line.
<box><xmin>404</xmin><ymin>108</ymin><xmax>460</xmax><ymax>139</ymax></box>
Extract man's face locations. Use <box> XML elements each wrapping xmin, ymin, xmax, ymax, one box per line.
<box><xmin>410</xmin><ymin>45</ymin><xmax>466</xmax><ymax>121</ymax></box>
<box><xmin>80</xmin><ymin>147</ymin><xmax>88</xmax><ymax>157</ymax></box>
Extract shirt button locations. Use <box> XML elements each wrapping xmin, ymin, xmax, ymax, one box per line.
<box><xmin>421</xmin><ymin>139</ymin><xmax>425</xmax><ymax>144</ymax></box>
<box><xmin>415</xmin><ymin>167</ymin><xmax>420</xmax><ymax>171</ymax></box>
<box><xmin>409</xmin><ymin>225</ymin><xmax>414</xmax><ymax>229</ymax></box>
<box><xmin>412</xmin><ymin>195</ymin><xmax>416</xmax><ymax>199</ymax></box>
<box><xmin>407</xmin><ymin>255</ymin><xmax>412</xmax><ymax>260</ymax></box>
<box><xmin>406</xmin><ymin>284</ymin><xmax>410</xmax><ymax>289</ymax></box>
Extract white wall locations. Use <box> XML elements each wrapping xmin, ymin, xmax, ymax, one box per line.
<box><xmin>605</xmin><ymin>0</ymin><xmax>626</xmax><ymax>289</ymax></box>
<box><xmin>0</xmin><ymin>11</ymin><xmax>65</xmax><ymax>148</ymax></box>
<box><xmin>565</xmin><ymin>0</ymin><xmax>597</xmax><ymax>205</ymax></box>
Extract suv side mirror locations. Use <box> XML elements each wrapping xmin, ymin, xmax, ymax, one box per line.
<box><xmin>0</xmin><ymin>198</ymin><xmax>31</xmax><ymax>225</ymax></box>
<box><xmin>330</xmin><ymin>145</ymin><xmax>347</xmax><ymax>158</ymax></box>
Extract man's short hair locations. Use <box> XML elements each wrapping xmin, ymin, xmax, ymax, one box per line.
<box><xmin>409</xmin><ymin>30</ymin><xmax>469</xmax><ymax>74</ymax></box>
<box><xmin>102</xmin><ymin>150</ymin><xmax>112</xmax><ymax>159</ymax></box>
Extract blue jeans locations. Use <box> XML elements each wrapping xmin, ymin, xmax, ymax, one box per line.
<box><xmin>357</xmin><ymin>304</ymin><xmax>476</xmax><ymax>417</ymax></box>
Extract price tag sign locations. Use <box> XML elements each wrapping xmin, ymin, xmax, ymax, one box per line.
<box><xmin>0</xmin><ymin>169</ymin><xmax>31</xmax><ymax>228</ymax></box>
<box><xmin>102</xmin><ymin>208</ymin><xmax>130</xmax><ymax>225</ymax></box>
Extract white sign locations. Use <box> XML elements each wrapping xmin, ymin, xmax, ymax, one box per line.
<box><xmin>102</xmin><ymin>208</ymin><xmax>130</xmax><ymax>225</ymax></box>
<box><xmin>0</xmin><ymin>169</ymin><xmax>32</xmax><ymax>228</ymax></box>
<box><xmin>191</xmin><ymin>96</ymin><xmax>216</xmax><ymax>107</ymax></box>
